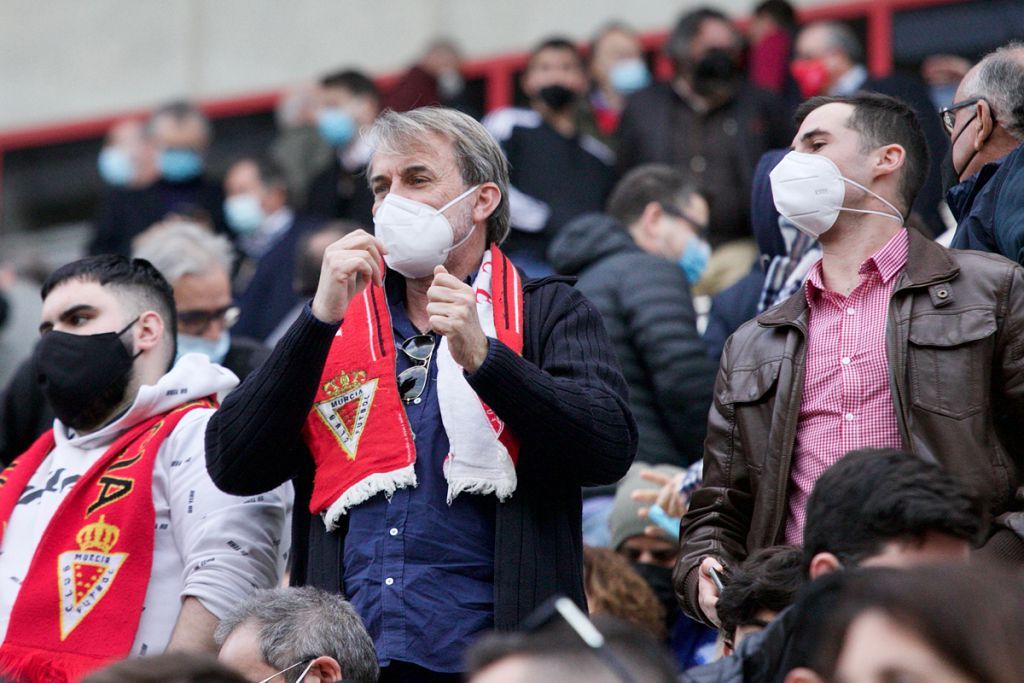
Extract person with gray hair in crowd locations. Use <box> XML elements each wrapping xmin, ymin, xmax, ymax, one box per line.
<box><xmin>90</xmin><ymin>100</ymin><xmax>227</xmax><ymax>256</ymax></box>
<box><xmin>133</xmin><ymin>220</ymin><xmax>269</xmax><ymax>377</ymax></box>
<box><xmin>204</xmin><ymin>106</ymin><xmax>637</xmax><ymax>681</ymax></box>
<box><xmin>216</xmin><ymin>586</ymin><xmax>379</xmax><ymax>682</ymax></box>
<box><xmin>945</xmin><ymin>42</ymin><xmax>1024</xmax><ymax>264</ymax></box>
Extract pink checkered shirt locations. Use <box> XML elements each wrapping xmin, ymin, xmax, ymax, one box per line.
<box><xmin>784</xmin><ymin>229</ymin><xmax>908</xmax><ymax>545</ymax></box>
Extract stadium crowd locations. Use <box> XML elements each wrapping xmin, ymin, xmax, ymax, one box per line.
<box><xmin>0</xmin><ymin>1</ymin><xmax>1023</xmax><ymax>681</ymax></box>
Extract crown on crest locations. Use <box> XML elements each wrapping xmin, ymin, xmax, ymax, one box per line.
<box><xmin>322</xmin><ymin>371</ymin><xmax>367</xmax><ymax>397</ymax></box>
<box><xmin>76</xmin><ymin>515</ymin><xmax>120</xmax><ymax>553</ymax></box>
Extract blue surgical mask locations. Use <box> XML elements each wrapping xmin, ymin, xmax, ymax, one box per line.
<box><xmin>159</xmin><ymin>148</ymin><xmax>204</xmax><ymax>182</ymax></box>
<box><xmin>678</xmin><ymin>237</ymin><xmax>711</xmax><ymax>285</ymax></box>
<box><xmin>609</xmin><ymin>58</ymin><xmax>651</xmax><ymax>95</ymax></box>
<box><xmin>176</xmin><ymin>332</ymin><xmax>231</xmax><ymax>365</ymax></box>
<box><xmin>224</xmin><ymin>193</ymin><xmax>265</xmax><ymax>234</ymax></box>
<box><xmin>317</xmin><ymin>108</ymin><xmax>356</xmax><ymax>147</ymax></box>
<box><xmin>97</xmin><ymin>146</ymin><xmax>135</xmax><ymax>187</ymax></box>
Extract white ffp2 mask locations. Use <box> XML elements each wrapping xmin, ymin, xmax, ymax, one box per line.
<box><xmin>373</xmin><ymin>185</ymin><xmax>480</xmax><ymax>278</ymax></box>
<box><xmin>768</xmin><ymin>151</ymin><xmax>904</xmax><ymax>238</ymax></box>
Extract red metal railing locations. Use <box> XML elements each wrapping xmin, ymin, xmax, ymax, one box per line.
<box><xmin>0</xmin><ymin>0</ymin><xmax>969</xmax><ymax>155</ymax></box>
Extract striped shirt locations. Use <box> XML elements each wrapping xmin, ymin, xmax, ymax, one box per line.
<box><xmin>785</xmin><ymin>229</ymin><xmax>908</xmax><ymax>545</ymax></box>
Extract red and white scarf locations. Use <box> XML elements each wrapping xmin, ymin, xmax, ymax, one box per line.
<box><xmin>302</xmin><ymin>245</ymin><xmax>523</xmax><ymax>530</ymax></box>
<box><xmin>0</xmin><ymin>399</ymin><xmax>213</xmax><ymax>683</ymax></box>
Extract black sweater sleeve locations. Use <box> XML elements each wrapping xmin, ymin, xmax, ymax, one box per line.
<box><xmin>466</xmin><ymin>282</ymin><xmax>637</xmax><ymax>487</ymax></box>
<box><xmin>205</xmin><ymin>304</ymin><xmax>338</xmax><ymax>495</ymax></box>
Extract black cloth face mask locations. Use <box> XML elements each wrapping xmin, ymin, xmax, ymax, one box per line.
<box><xmin>692</xmin><ymin>49</ymin><xmax>739</xmax><ymax>97</ymax></box>
<box><xmin>631</xmin><ymin>561</ymin><xmax>680</xmax><ymax>630</ymax></box>
<box><xmin>537</xmin><ymin>84</ymin><xmax>578</xmax><ymax>111</ymax></box>
<box><xmin>36</xmin><ymin>318</ymin><xmax>140</xmax><ymax>432</ymax></box>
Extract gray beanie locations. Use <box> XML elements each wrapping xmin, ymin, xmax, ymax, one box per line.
<box><xmin>609</xmin><ymin>462</ymin><xmax>685</xmax><ymax>551</ymax></box>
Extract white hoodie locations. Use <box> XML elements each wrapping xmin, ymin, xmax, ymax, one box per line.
<box><xmin>0</xmin><ymin>354</ymin><xmax>292</xmax><ymax>655</ymax></box>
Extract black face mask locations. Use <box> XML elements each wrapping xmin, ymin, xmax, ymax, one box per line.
<box><xmin>537</xmin><ymin>84</ymin><xmax>578</xmax><ymax>111</ymax></box>
<box><xmin>949</xmin><ymin>111</ymin><xmax>980</xmax><ymax>180</ymax></box>
<box><xmin>632</xmin><ymin>562</ymin><xmax>679</xmax><ymax>628</ymax></box>
<box><xmin>692</xmin><ymin>49</ymin><xmax>739</xmax><ymax>97</ymax></box>
<box><xmin>36</xmin><ymin>319</ymin><xmax>139</xmax><ymax>432</ymax></box>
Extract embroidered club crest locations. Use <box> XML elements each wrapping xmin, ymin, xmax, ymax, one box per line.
<box><xmin>315</xmin><ymin>371</ymin><xmax>377</xmax><ymax>461</ymax></box>
<box><xmin>57</xmin><ymin>515</ymin><xmax>128</xmax><ymax>640</ymax></box>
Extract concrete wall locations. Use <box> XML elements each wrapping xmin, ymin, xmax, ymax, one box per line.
<box><xmin>0</xmin><ymin>0</ymin><xmax>836</xmax><ymax>130</ymax></box>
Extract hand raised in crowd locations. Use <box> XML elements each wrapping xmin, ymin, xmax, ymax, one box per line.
<box><xmin>427</xmin><ymin>265</ymin><xmax>489</xmax><ymax>372</ymax></box>
<box><xmin>310</xmin><ymin>230</ymin><xmax>388</xmax><ymax>324</ymax></box>
<box><xmin>632</xmin><ymin>469</ymin><xmax>688</xmax><ymax>536</ymax></box>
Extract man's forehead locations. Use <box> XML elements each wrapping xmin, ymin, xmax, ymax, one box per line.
<box><xmin>796</xmin><ymin>102</ymin><xmax>854</xmax><ymax>137</ymax></box>
<box><xmin>41</xmin><ymin>279</ymin><xmax>116</xmax><ymax>315</ymax></box>
<box><xmin>369</xmin><ymin>135</ymin><xmax>455</xmax><ymax>177</ymax></box>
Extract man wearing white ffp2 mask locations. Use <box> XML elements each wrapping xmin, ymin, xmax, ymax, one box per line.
<box><xmin>678</xmin><ymin>92</ymin><xmax>1024</xmax><ymax>632</ymax></box>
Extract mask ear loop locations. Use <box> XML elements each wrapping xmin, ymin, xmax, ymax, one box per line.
<box><xmin>440</xmin><ymin>185</ymin><xmax>483</xmax><ymax>255</ymax></box>
<box><xmin>118</xmin><ymin>316</ymin><xmax>145</xmax><ymax>360</ymax></box>
<box><xmin>838</xmin><ymin>176</ymin><xmax>906</xmax><ymax>225</ymax></box>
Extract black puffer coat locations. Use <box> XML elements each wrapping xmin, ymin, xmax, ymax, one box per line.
<box><xmin>550</xmin><ymin>213</ymin><xmax>716</xmax><ymax>466</ymax></box>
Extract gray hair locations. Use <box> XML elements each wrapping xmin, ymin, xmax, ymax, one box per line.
<box><xmin>214</xmin><ymin>587</ymin><xmax>379</xmax><ymax>683</ymax></box>
<box><xmin>132</xmin><ymin>220</ymin><xmax>234</xmax><ymax>285</ymax></box>
<box><xmin>962</xmin><ymin>42</ymin><xmax>1024</xmax><ymax>141</ymax></box>
<box><xmin>368</xmin><ymin>106</ymin><xmax>511</xmax><ymax>245</ymax></box>
<box><xmin>815</xmin><ymin>21</ymin><xmax>864</xmax><ymax>63</ymax></box>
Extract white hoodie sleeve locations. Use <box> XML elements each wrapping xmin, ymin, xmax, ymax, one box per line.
<box><xmin>159</xmin><ymin>409</ymin><xmax>292</xmax><ymax>620</ymax></box>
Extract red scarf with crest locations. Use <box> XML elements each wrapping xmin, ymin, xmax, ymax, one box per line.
<box><xmin>302</xmin><ymin>245</ymin><xmax>523</xmax><ymax>530</ymax></box>
<box><xmin>0</xmin><ymin>399</ymin><xmax>213</xmax><ymax>683</ymax></box>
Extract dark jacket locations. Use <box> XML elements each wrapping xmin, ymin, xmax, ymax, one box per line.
<box><xmin>204</xmin><ymin>275</ymin><xmax>638</xmax><ymax>630</ymax></box>
<box><xmin>549</xmin><ymin>213</ymin><xmax>716</xmax><ymax>466</ymax></box>
<box><xmin>676</xmin><ymin>229</ymin><xmax>1024</xmax><ymax>625</ymax></box>
<box><xmin>0</xmin><ymin>337</ymin><xmax>270</xmax><ymax>465</ymax></box>
<box><xmin>616</xmin><ymin>81</ymin><xmax>792</xmax><ymax>246</ymax></box>
<box><xmin>305</xmin><ymin>158</ymin><xmax>376</xmax><ymax>226</ymax></box>
<box><xmin>949</xmin><ymin>143</ymin><xmax>1024</xmax><ymax>264</ymax></box>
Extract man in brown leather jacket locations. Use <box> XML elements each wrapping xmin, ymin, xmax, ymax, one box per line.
<box><xmin>676</xmin><ymin>92</ymin><xmax>1024</xmax><ymax>628</ymax></box>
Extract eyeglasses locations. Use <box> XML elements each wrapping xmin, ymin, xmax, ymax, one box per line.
<box><xmin>659</xmin><ymin>202</ymin><xmax>709</xmax><ymax>235</ymax></box>
<box><xmin>397</xmin><ymin>334</ymin><xmax>435</xmax><ymax>404</ymax></box>
<box><xmin>177</xmin><ymin>305</ymin><xmax>240</xmax><ymax>336</ymax></box>
<box><xmin>257</xmin><ymin>658</ymin><xmax>315</xmax><ymax>683</ymax></box>
<box><xmin>939</xmin><ymin>97</ymin><xmax>990</xmax><ymax>135</ymax></box>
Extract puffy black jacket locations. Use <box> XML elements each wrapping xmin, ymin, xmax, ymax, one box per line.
<box><xmin>549</xmin><ymin>213</ymin><xmax>716</xmax><ymax>466</ymax></box>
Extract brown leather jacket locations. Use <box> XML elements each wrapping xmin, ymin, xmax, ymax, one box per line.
<box><xmin>676</xmin><ymin>229</ymin><xmax>1024</xmax><ymax>625</ymax></box>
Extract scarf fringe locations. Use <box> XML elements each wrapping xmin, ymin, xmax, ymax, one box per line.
<box><xmin>322</xmin><ymin>465</ymin><xmax>417</xmax><ymax>531</ymax></box>
<box><xmin>446</xmin><ymin>475</ymin><xmax>517</xmax><ymax>506</ymax></box>
<box><xmin>0</xmin><ymin>643</ymin><xmax>108</xmax><ymax>683</ymax></box>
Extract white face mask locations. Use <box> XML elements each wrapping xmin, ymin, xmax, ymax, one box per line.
<box><xmin>374</xmin><ymin>185</ymin><xmax>480</xmax><ymax>278</ymax></box>
<box><xmin>768</xmin><ymin>151</ymin><xmax>905</xmax><ymax>238</ymax></box>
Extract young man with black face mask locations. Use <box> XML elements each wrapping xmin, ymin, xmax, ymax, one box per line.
<box><xmin>617</xmin><ymin>7</ymin><xmax>792</xmax><ymax>292</ymax></box>
<box><xmin>0</xmin><ymin>256</ymin><xmax>290</xmax><ymax>681</ymax></box>
<box><xmin>482</xmin><ymin>37</ymin><xmax>616</xmax><ymax>276</ymax></box>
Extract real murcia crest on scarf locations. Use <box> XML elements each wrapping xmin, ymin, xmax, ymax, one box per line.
<box><xmin>315</xmin><ymin>371</ymin><xmax>378</xmax><ymax>461</ymax></box>
<box><xmin>57</xmin><ymin>515</ymin><xmax>128</xmax><ymax>640</ymax></box>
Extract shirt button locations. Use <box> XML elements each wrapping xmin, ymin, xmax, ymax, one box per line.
<box><xmin>413</xmin><ymin>397</ymin><xmax>422</xmax><ymax>405</ymax></box>
<box><xmin>841</xmin><ymin>357</ymin><xmax>851</xmax><ymax>365</ymax></box>
<box><xmin>845</xmin><ymin>413</ymin><xmax>855</xmax><ymax>421</ymax></box>
<box><xmin>846</xmin><ymin>307</ymin><xmax>856</xmax><ymax>315</ymax></box>
<box><xmin>385</xmin><ymin>577</ymin><xmax>394</xmax><ymax>586</ymax></box>
<box><xmin>389</xmin><ymin>527</ymin><xmax>399</xmax><ymax>536</ymax></box>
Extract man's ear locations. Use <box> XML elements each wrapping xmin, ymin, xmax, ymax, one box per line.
<box><xmin>472</xmin><ymin>182</ymin><xmax>502</xmax><ymax>230</ymax></box>
<box><xmin>973</xmin><ymin>98</ymin><xmax>995</xmax><ymax>149</ymax></box>
<box><xmin>784</xmin><ymin>667</ymin><xmax>826</xmax><ymax>683</ymax></box>
<box><xmin>808</xmin><ymin>552</ymin><xmax>842</xmax><ymax>580</ymax></box>
<box><xmin>134</xmin><ymin>310</ymin><xmax>164</xmax><ymax>355</ymax></box>
<box><xmin>305</xmin><ymin>655</ymin><xmax>342</xmax><ymax>683</ymax></box>
<box><xmin>874</xmin><ymin>142</ymin><xmax>906</xmax><ymax>181</ymax></box>
<box><xmin>637</xmin><ymin>201</ymin><xmax>664</xmax><ymax>239</ymax></box>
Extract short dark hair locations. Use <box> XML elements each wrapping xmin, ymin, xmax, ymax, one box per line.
<box><xmin>41</xmin><ymin>255</ymin><xmax>178</xmax><ymax>366</ymax></box>
<box><xmin>754</xmin><ymin>0</ymin><xmax>796</xmax><ymax>29</ymax></box>
<box><xmin>243</xmin><ymin>155</ymin><xmax>290</xmax><ymax>203</ymax></box>
<box><xmin>606</xmin><ymin>164</ymin><xmax>698</xmax><ymax>227</ymax></box>
<box><xmin>801</xmin><ymin>564</ymin><xmax>1024</xmax><ymax>683</ymax></box>
<box><xmin>527</xmin><ymin>36</ymin><xmax>584</xmax><ymax>71</ymax></box>
<box><xmin>320</xmin><ymin>69</ymin><xmax>380</xmax><ymax>100</ymax></box>
<box><xmin>665</xmin><ymin>8</ymin><xmax>735</xmax><ymax>69</ymax></box>
<box><xmin>802</xmin><ymin>448</ymin><xmax>985</xmax><ymax>570</ymax></box>
<box><xmin>82</xmin><ymin>652</ymin><xmax>247</xmax><ymax>683</ymax></box>
<box><xmin>795</xmin><ymin>92</ymin><xmax>930</xmax><ymax>216</ymax></box>
<box><xmin>466</xmin><ymin>615</ymin><xmax>678</xmax><ymax>683</ymax></box>
<box><xmin>294</xmin><ymin>221</ymin><xmax>364</xmax><ymax>297</ymax></box>
<box><xmin>146</xmin><ymin>100</ymin><xmax>211</xmax><ymax>141</ymax></box>
<box><xmin>716</xmin><ymin>545</ymin><xmax>806</xmax><ymax>643</ymax></box>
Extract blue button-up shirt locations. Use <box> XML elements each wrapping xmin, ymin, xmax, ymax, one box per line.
<box><xmin>342</xmin><ymin>277</ymin><xmax>496</xmax><ymax>673</ymax></box>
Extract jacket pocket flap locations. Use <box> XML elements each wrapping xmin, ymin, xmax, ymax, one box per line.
<box><xmin>908</xmin><ymin>309</ymin><xmax>997</xmax><ymax>347</ymax></box>
<box><xmin>721</xmin><ymin>361</ymin><xmax>781</xmax><ymax>404</ymax></box>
